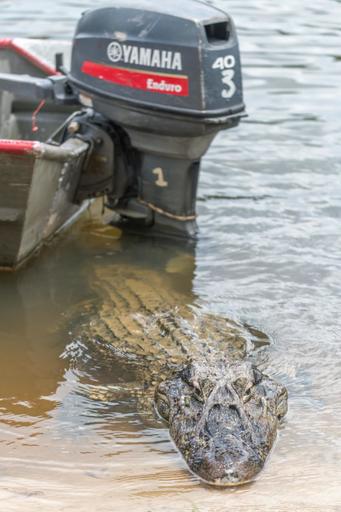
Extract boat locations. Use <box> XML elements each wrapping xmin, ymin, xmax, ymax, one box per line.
<box><xmin>0</xmin><ymin>39</ymin><xmax>89</xmax><ymax>270</ymax></box>
<box><xmin>0</xmin><ymin>1</ymin><xmax>246</xmax><ymax>271</ymax></box>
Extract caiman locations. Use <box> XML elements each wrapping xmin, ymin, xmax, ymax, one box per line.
<box><xmin>72</xmin><ymin>234</ymin><xmax>288</xmax><ymax>487</ymax></box>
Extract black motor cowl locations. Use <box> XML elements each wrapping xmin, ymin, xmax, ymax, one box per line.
<box><xmin>68</xmin><ymin>0</ymin><xmax>246</xmax><ymax>238</ymax></box>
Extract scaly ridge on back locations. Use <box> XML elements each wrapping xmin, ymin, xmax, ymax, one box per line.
<box><xmin>75</xmin><ymin>258</ymin><xmax>287</xmax><ymax>486</ymax></box>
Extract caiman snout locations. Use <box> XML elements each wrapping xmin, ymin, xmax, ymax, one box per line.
<box><xmin>155</xmin><ymin>360</ymin><xmax>288</xmax><ymax>486</ymax></box>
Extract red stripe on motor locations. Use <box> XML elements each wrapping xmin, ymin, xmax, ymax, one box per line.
<box><xmin>81</xmin><ymin>61</ymin><xmax>189</xmax><ymax>97</ymax></box>
<box><xmin>0</xmin><ymin>139</ymin><xmax>39</xmax><ymax>155</ymax></box>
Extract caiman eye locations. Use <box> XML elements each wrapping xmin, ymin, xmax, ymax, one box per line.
<box><xmin>233</xmin><ymin>377</ymin><xmax>248</xmax><ymax>396</ymax></box>
<box><xmin>193</xmin><ymin>391</ymin><xmax>204</xmax><ymax>403</ymax></box>
<box><xmin>243</xmin><ymin>386</ymin><xmax>253</xmax><ymax>403</ymax></box>
<box><xmin>253</xmin><ymin>367</ymin><xmax>262</xmax><ymax>384</ymax></box>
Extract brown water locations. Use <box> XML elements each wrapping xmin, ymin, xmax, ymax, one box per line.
<box><xmin>1</xmin><ymin>0</ymin><xmax>341</xmax><ymax>510</ymax></box>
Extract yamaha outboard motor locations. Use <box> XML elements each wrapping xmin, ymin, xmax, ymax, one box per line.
<box><xmin>0</xmin><ymin>0</ymin><xmax>245</xmax><ymax>238</ymax></box>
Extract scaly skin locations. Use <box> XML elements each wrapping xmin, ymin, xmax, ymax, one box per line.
<box><xmin>78</xmin><ymin>255</ymin><xmax>288</xmax><ymax>486</ymax></box>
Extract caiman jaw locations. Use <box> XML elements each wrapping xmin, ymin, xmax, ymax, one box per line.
<box><xmin>155</xmin><ymin>360</ymin><xmax>288</xmax><ymax>486</ymax></box>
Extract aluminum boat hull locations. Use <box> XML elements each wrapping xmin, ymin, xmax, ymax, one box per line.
<box><xmin>0</xmin><ymin>38</ymin><xmax>87</xmax><ymax>270</ymax></box>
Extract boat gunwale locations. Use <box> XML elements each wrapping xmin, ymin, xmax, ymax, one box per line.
<box><xmin>0</xmin><ymin>139</ymin><xmax>40</xmax><ymax>155</ymax></box>
<box><xmin>0</xmin><ymin>138</ymin><xmax>89</xmax><ymax>160</ymax></box>
<box><xmin>0</xmin><ymin>38</ymin><xmax>58</xmax><ymax>76</ymax></box>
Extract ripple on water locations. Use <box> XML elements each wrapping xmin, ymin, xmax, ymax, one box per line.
<box><xmin>0</xmin><ymin>0</ymin><xmax>341</xmax><ymax>510</ymax></box>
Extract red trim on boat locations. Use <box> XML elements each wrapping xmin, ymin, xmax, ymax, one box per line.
<box><xmin>0</xmin><ymin>38</ymin><xmax>58</xmax><ymax>76</ymax></box>
<box><xmin>0</xmin><ymin>139</ymin><xmax>40</xmax><ymax>155</ymax></box>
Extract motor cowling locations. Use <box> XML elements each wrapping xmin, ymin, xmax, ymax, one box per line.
<box><xmin>68</xmin><ymin>0</ymin><xmax>246</xmax><ymax>237</ymax></box>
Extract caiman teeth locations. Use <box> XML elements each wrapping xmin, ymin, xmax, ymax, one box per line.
<box><xmin>198</xmin><ymin>476</ymin><xmax>253</xmax><ymax>487</ymax></box>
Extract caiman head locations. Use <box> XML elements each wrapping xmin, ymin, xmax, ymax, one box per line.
<box><xmin>155</xmin><ymin>359</ymin><xmax>288</xmax><ymax>486</ymax></box>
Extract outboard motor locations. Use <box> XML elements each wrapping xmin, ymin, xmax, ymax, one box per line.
<box><xmin>0</xmin><ymin>0</ymin><xmax>245</xmax><ymax>238</ymax></box>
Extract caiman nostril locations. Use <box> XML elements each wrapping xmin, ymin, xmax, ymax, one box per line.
<box><xmin>224</xmin><ymin>469</ymin><xmax>240</xmax><ymax>482</ymax></box>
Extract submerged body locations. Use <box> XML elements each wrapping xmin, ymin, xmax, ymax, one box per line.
<box><xmin>76</xmin><ymin>251</ymin><xmax>288</xmax><ymax>486</ymax></box>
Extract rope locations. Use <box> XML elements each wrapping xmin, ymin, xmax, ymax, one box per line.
<box><xmin>138</xmin><ymin>199</ymin><xmax>196</xmax><ymax>222</ymax></box>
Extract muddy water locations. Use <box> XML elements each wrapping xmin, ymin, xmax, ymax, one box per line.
<box><xmin>1</xmin><ymin>0</ymin><xmax>341</xmax><ymax>510</ymax></box>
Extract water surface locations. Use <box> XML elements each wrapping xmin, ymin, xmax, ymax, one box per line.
<box><xmin>0</xmin><ymin>1</ymin><xmax>341</xmax><ymax>510</ymax></box>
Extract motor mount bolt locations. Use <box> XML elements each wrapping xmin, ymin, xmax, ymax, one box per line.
<box><xmin>67</xmin><ymin>121</ymin><xmax>80</xmax><ymax>134</ymax></box>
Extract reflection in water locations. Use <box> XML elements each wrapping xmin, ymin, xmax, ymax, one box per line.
<box><xmin>0</xmin><ymin>217</ymin><xmax>198</xmax><ymax>422</ymax></box>
<box><xmin>0</xmin><ymin>267</ymin><xmax>82</xmax><ymax>418</ymax></box>
<box><xmin>0</xmin><ymin>217</ymin><xmax>210</xmax><ymax>509</ymax></box>
<box><xmin>1</xmin><ymin>0</ymin><xmax>341</xmax><ymax>510</ymax></box>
